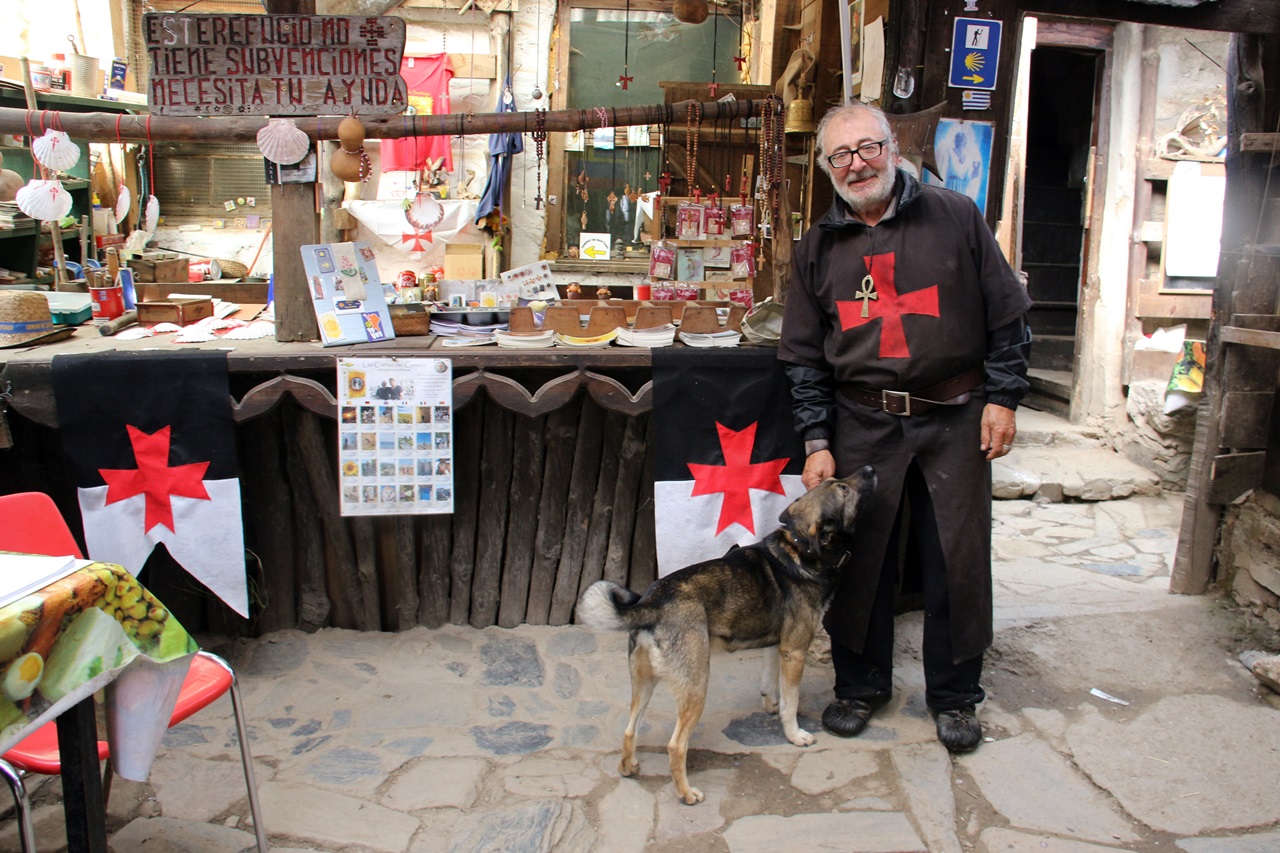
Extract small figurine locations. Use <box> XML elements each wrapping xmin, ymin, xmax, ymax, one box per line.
<box><xmin>566</xmin><ymin>282</ymin><xmax>582</xmax><ymax>299</ymax></box>
<box><xmin>597</xmin><ymin>285</ymin><xmax>612</xmax><ymax>299</ymax></box>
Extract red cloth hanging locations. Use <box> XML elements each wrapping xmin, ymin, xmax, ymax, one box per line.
<box><xmin>381</xmin><ymin>54</ymin><xmax>455</xmax><ymax>173</ymax></box>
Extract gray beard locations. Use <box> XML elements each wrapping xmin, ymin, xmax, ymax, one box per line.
<box><xmin>833</xmin><ymin>169</ymin><xmax>896</xmax><ymax>216</ymax></box>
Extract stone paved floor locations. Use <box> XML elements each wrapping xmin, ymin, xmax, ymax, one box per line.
<box><xmin>4</xmin><ymin>491</ymin><xmax>1280</xmax><ymax>853</ymax></box>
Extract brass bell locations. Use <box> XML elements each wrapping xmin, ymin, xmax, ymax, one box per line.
<box><xmin>785</xmin><ymin>96</ymin><xmax>816</xmax><ymax>134</ymax></box>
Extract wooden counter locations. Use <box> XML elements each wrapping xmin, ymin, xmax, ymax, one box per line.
<box><xmin>0</xmin><ymin>329</ymin><xmax>778</xmax><ymax>639</ymax></box>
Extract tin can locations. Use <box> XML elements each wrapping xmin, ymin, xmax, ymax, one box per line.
<box><xmin>397</xmin><ymin>270</ymin><xmax>417</xmax><ymax>291</ymax></box>
<box><xmin>90</xmin><ymin>286</ymin><xmax>125</xmax><ymax>321</ymax></box>
<box><xmin>188</xmin><ymin>259</ymin><xmax>222</xmax><ymax>281</ymax></box>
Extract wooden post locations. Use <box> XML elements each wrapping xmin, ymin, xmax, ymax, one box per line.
<box><xmin>470</xmin><ymin>397</ymin><xmax>514</xmax><ymax>627</ymax></box>
<box><xmin>525</xmin><ymin>399</ymin><xmax>581</xmax><ymax>624</ymax></box>
<box><xmin>548</xmin><ymin>399</ymin><xmax>606</xmax><ymax>625</ymax></box>
<box><xmin>265</xmin><ymin>0</ymin><xmax>320</xmax><ymax>342</ymax></box>
<box><xmin>498</xmin><ymin>413</ymin><xmax>547</xmax><ymax>628</ymax></box>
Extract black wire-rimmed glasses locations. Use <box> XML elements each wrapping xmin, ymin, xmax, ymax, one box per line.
<box><xmin>826</xmin><ymin>140</ymin><xmax>888</xmax><ymax>169</ymax></box>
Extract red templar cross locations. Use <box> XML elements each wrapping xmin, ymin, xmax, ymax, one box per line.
<box><xmin>836</xmin><ymin>252</ymin><xmax>939</xmax><ymax>358</ymax></box>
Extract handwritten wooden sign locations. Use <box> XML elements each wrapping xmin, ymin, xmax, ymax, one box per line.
<box><xmin>143</xmin><ymin>14</ymin><xmax>408</xmax><ymax>117</ymax></box>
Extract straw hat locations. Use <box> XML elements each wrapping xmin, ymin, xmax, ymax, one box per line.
<box><xmin>0</xmin><ymin>291</ymin><xmax>76</xmax><ymax>348</ymax></box>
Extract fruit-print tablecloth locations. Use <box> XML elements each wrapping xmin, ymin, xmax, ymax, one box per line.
<box><xmin>0</xmin><ymin>560</ymin><xmax>196</xmax><ymax>781</ymax></box>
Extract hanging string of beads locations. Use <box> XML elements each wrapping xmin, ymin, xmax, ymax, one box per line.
<box><xmin>532</xmin><ymin>108</ymin><xmax>548</xmax><ymax>210</ymax></box>
<box><xmin>686</xmin><ymin>101</ymin><xmax>702</xmax><ymax>199</ymax></box>
<box><xmin>758</xmin><ymin>95</ymin><xmax>784</xmax><ymax>213</ymax></box>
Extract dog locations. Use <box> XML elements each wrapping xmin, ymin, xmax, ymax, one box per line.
<box><xmin>576</xmin><ymin>465</ymin><xmax>877</xmax><ymax>805</ymax></box>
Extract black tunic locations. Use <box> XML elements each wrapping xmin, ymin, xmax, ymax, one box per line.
<box><xmin>778</xmin><ymin>171</ymin><xmax>1031</xmax><ymax>663</ymax></box>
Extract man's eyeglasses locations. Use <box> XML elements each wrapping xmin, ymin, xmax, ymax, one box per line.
<box><xmin>827</xmin><ymin>140</ymin><xmax>888</xmax><ymax>169</ymax></box>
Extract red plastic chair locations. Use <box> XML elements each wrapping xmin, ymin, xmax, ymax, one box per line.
<box><xmin>0</xmin><ymin>492</ymin><xmax>268</xmax><ymax>852</ymax></box>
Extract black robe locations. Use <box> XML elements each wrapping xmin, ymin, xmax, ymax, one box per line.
<box><xmin>778</xmin><ymin>171</ymin><xmax>1031</xmax><ymax>663</ymax></box>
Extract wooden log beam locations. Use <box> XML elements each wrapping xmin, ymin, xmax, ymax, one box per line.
<box><xmin>283</xmin><ymin>404</ymin><xmax>332</xmax><ymax>630</ymax></box>
<box><xmin>0</xmin><ymin>99</ymin><xmax>774</xmax><ymax>144</ymax></box>
<box><xmin>448</xmin><ymin>400</ymin><xmax>484</xmax><ymax>624</ymax></box>
<box><xmin>240</xmin><ymin>408</ymin><xmax>297</xmax><ymax>632</ymax></box>
<box><xmin>498</xmin><ymin>413</ymin><xmax>547</xmax><ymax>628</ymax></box>
<box><xmin>525</xmin><ymin>398</ymin><xmax>580</xmax><ymax>624</ymax></box>
<box><xmin>470</xmin><ymin>397</ymin><xmax>514</xmax><ymax>628</ymax></box>
<box><xmin>548</xmin><ymin>399</ymin><xmax>606</xmax><ymax>625</ymax></box>
<box><xmin>576</xmin><ymin>411</ymin><xmax>628</xmax><ymax>601</ymax></box>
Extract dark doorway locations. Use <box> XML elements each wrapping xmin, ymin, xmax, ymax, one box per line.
<box><xmin>1021</xmin><ymin>45</ymin><xmax>1101</xmax><ymax>414</ymax></box>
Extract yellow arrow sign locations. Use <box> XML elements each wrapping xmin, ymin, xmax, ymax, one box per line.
<box><xmin>963</xmin><ymin>74</ymin><xmax>985</xmax><ymax>84</ymax></box>
<box><xmin>582</xmin><ymin>244</ymin><xmax>609</xmax><ymax>259</ymax></box>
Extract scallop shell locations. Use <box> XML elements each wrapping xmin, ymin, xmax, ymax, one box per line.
<box><xmin>256</xmin><ymin>118</ymin><xmax>310</xmax><ymax>165</ymax></box>
<box><xmin>114</xmin><ymin>183</ymin><xmax>132</xmax><ymax>224</ymax></box>
<box><xmin>139</xmin><ymin>195</ymin><xmax>160</xmax><ymax>232</ymax></box>
<box><xmin>15</xmin><ymin>179</ymin><xmax>73</xmax><ymax>221</ymax></box>
<box><xmin>405</xmin><ymin>193</ymin><xmax>445</xmax><ymax>231</ymax></box>
<box><xmin>31</xmin><ymin>129</ymin><xmax>80</xmax><ymax>172</ymax></box>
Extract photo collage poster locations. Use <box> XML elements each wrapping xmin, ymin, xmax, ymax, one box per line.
<box><xmin>300</xmin><ymin>242</ymin><xmax>397</xmax><ymax>347</ymax></box>
<box><xmin>337</xmin><ymin>356</ymin><xmax>455</xmax><ymax>516</ymax></box>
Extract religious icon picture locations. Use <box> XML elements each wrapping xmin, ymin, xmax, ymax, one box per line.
<box><xmin>923</xmin><ymin>118</ymin><xmax>994</xmax><ymax>216</ymax></box>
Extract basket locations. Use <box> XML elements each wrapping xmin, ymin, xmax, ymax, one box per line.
<box><xmin>216</xmin><ymin>259</ymin><xmax>250</xmax><ymax>279</ymax></box>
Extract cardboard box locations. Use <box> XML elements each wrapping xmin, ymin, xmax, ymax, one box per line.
<box><xmin>444</xmin><ymin>243</ymin><xmax>484</xmax><ymax>281</ymax></box>
<box><xmin>127</xmin><ymin>256</ymin><xmax>191</xmax><ymax>283</ymax></box>
<box><xmin>138</xmin><ymin>297</ymin><xmax>214</xmax><ymax>326</ymax></box>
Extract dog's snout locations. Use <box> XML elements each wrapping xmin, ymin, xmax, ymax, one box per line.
<box><xmin>847</xmin><ymin>465</ymin><xmax>877</xmax><ymax>497</ymax></box>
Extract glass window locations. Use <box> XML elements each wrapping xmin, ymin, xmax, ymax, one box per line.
<box><xmin>559</xmin><ymin>4</ymin><xmax>741</xmax><ymax>257</ymax></box>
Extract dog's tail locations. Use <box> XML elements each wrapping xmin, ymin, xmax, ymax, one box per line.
<box><xmin>576</xmin><ymin>580</ymin><xmax>643</xmax><ymax>631</ymax></box>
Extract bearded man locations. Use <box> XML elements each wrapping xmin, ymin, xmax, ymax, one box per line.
<box><xmin>777</xmin><ymin>103</ymin><xmax>1032</xmax><ymax>752</ymax></box>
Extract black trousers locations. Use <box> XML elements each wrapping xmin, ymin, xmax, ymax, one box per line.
<box><xmin>831</xmin><ymin>462</ymin><xmax>986</xmax><ymax>712</ymax></box>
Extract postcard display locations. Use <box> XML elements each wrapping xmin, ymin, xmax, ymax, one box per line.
<box><xmin>337</xmin><ymin>357</ymin><xmax>455</xmax><ymax>516</ymax></box>
<box><xmin>301</xmin><ymin>243</ymin><xmax>396</xmax><ymax>346</ymax></box>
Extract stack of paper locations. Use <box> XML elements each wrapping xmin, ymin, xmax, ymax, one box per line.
<box><xmin>679</xmin><ymin>330</ymin><xmax>743</xmax><ymax>348</ymax></box>
<box><xmin>0</xmin><ymin>554</ymin><xmax>82</xmax><ymax>609</ymax></box>
<box><xmin>616</xmin><ymin>324</ymin><xmax>677</xmax><ymax>348</ymax></box>
<box><xmin>440</xmin><ymin>335</ymin><xmax>496</xmax><ymax>347</ymax></box>
<box><xmin>494</xmin><ymin>329</ymin><xmax>555</xmax><ymax>349</ymax></box>
<box><xmin>554</xmin><ymin>329</ymin><xmax>618</xmax><ymax>348</ymax></box>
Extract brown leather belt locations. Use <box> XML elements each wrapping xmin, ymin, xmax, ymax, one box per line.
<box><xmin>838</xmin><ymin>366</ymin><xmax>986</xmax><ymax>416</ymax></box>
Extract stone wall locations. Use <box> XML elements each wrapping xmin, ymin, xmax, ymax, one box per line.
<box><xmin>1119</xmin><ymin>381</ymin><xmax>1196</xmax><ymax>490</ymax></box>
<box><xmin>1220</xmin><ymin>490</ymin><xmax>1280</xmax><ymax>646</ymax></box>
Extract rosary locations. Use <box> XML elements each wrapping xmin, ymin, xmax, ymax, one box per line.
<box><xmin>532</xmin><ymin>109</ymin><xmax>548</xmax><ymax>210</ymax></box>
<box><xmin>686</xmin><ymin>102</ymin><xmax>702</xmax><ymax>198</ymax></box>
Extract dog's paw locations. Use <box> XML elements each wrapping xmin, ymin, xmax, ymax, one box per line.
<box><xmin>787</xmin><ymin>727</ymin><xmax>816</xmax><ymax>747</ymax></box>
<box><xmin>679</xmin><ymin>786</ymin><xmax>705</xmax><ymax>805</ymax></box>
<box><xmin>761</xmin><ymin>693</ymin><xmax>779</xmax><ymax>714</ymax></box>
<box><xmin>619</xmin><ymin>757</ymin><xmax>639</xmax><ymax>777</ymax></box>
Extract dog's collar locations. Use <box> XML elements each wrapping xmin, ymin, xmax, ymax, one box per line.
<box><xmin>781</xmin><ymin>529</ymin><xmax>851</xmax><ymax>568</ymax></box>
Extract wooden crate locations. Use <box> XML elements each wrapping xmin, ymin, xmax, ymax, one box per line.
<box><xmin>137</xmin><ymin>297</ymin><xmax>214</xmax><ymax>326</ymax></box>
<box><xmin>127</xmin><ymin>256</ymin><xmax>191</xmax><ymax>283</ymax></box>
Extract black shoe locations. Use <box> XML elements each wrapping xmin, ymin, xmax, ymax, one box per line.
<box><xmin>821</xmin><ymin>698</ymin><xmax>882</xmax><ymax>737</ymax></box>
<box><xmin>935</xmin><ymin>705</ymin><xmax>982</xmax><ymax>752</ymax></box>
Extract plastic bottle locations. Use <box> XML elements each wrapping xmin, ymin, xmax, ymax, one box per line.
<box><xmin>91</xmin><ymin>193</ymin><xmax>109</xmax><ymax>236</ymax></box>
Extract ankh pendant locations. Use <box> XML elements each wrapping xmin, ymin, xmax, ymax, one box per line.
<box><xmin>856</xmin><ymin>274</ymin><xmax>878</xmax><ymax>317</ymax></box>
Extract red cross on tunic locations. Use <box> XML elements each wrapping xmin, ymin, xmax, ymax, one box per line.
<box><xmin>836</xmin><ymin>251</ymin><xmax>939</xmax><ymax>358</ymax></box>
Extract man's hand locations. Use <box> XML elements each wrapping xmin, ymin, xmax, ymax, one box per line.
<box><xmin>980</xmin><ymin>403</ymin><xmax>1017</xmax><ymax>461</ymax></box>
<box><xmin>802</xmin><ymin>449</ymin><xmax>836</xmax><ymax>490</ymax></box>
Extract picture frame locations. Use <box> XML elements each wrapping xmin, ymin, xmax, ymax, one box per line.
<box><xmin>923</xmin><ymin>118</ymin><xmax>994</xmax><ymax>217</ymax></box>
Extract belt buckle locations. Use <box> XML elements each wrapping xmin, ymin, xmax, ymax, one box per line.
<box><xmin>882</xmin><ymin>389</ymin><xmax>911</xmax><ymax>416</ymax></box>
